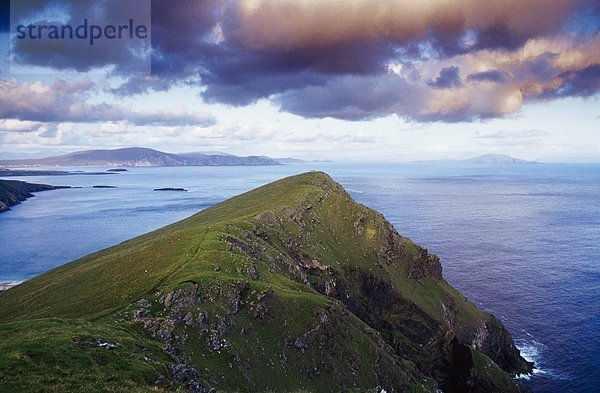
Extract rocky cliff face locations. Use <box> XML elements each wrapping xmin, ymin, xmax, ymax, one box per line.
<box><xmin>125</xmin><ymin>173</ymin><xmax>532</xmax><ymax>392</ymax></box>
<box><xmin>0</xmin><ymin>172</ymin><xmax>532</xmax><ymax>393</ymax></box>
<box><xmin>0</xmin><ymin>179</ymin><xmax>63</xmax><ymax>212</ymax></box>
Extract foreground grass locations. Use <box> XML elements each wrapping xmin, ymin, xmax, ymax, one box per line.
<box><xmin>0</xmin><ymin>318</ymin><xmax>178</xmax><ymax>393</ymax></box>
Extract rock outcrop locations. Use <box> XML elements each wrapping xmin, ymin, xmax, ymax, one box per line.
<box><xmin>0</xmin><ymin>179</ymin><xmax>68</xmax><ymax>212</ymax></box>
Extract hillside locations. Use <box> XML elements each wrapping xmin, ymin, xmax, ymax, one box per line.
<box><xmin>0</xmin><ymin>172</ymin><xmax>532</xmax><ymax>392</ymax></box>
<box><xmin>0</xmin><ymin>179</ymin><xmax>67</xmax><ymax>212</ymax></box>
<box><xmin>0</xmin><ymin>147</ymin><xmax>281</xmax><ymax>167</ymax></box>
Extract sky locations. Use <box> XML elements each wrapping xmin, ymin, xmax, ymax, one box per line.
<box><xmin>0</xmin><ymin>0</ymin><xmax>598</xmax><ymax>162</ymax></box>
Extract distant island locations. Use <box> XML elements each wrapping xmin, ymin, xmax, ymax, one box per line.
<box><xmin>0</xmin><ymin>147</ymin><xmax>285</xmax><ymax>167</ymax></box>
<box><xmin>154</xmin><ymin>187</ymin><xmax>188</xmax><ymax>192</ymax></box>
<box><xmin>464</xmin><ymin>154</ymin><xmax>538</xmax><ymax>164</ymax></box>
<box><xmin>418</xmin><ymin>154</ymin><xmax>539</xmax><ymax>164</ymax></box>
<box><xmin>0</xmin><ymin>179</ymin><xmax>69</xmax><ymax>213</ymax></box>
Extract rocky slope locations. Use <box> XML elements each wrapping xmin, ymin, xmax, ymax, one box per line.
<box><xmin>0</xmin><ymin>172</ymin><xmax>532</xmax><ymax>392</ymax></box>
<box><xmin>0</xmin><ymin>179</ymin><xmax>67</xmax><ymax>212</ymax></box>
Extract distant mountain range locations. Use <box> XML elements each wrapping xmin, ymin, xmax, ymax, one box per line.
<box><xmin>0</xmin><ymin>147</ymin><xmax>288</xmax><ymax>167</ymax></box>
<box><xmin>417</xmin><ymin>154</ymin><xmax>539</xmax><ymax>164</ymax></box>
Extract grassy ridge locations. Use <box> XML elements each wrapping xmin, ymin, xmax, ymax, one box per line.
<box><xmin>0</xmin><ymin>172</ymin><xmax>527</xmax><ymax>392</ymax></box>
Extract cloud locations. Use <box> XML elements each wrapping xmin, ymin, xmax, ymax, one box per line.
<box><xmin>197</xmin><ymin>0</ymin><xmax>600</xmax><ymax>121</ymax></box>
<box><xmin>428</xmin><ymin>66</ymin><xmax>462</xmax><ymax>88</ymax></box>
<box><xmin>276</xmin><ymin>73</ymin><xmax>524</xmax><ymax>122</ymax></box>
<box><xmin>0</xmin><ymin>119</ymin><xmax>46</xmax><ymax>133</ymax></box>
<box><xmin>476</xmin><ymin>130</ymin><xmax>551</xmax><ymax>139</ymax></box>
<box><xmin>474</xmin><ymin>129</ymin><xmax>553</xmax><ymax>149</ymax></box>
<box><xmin>0</xmin><ymin>78</ymin><xmax>216</xmax><ymax>126</ymax></box>
<box><xmin>230</xmin><ymin>0</ymin><xmax>583</xmax><ymax>52</ymax></box>
<box><xmin>129</xmin><ymin>110</ymin><xmax>216</xmax><ymax>127</ymax></box>
<box><xmin>10</xmin><ymin>0</ymin><xmax>151</xmax><ymax>74</ymax></box>
<box><xmin>8</xmin><ymin>0</ymin><xmax>600</xmax><ymax>123</ymax></box>
<box><xmin>467</xmin><ymin>70</ymin><xmax>505</xmax><ymax>82</ymax></box>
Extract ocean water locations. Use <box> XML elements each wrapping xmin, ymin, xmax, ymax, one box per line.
<box><xmin>1</xmin><ymin>163</ymin><xmax>598</xmax><ymax>392</ymax></box>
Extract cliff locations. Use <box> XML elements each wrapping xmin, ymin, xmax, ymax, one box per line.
<box><xmin>0</xmin><ymin>179</ymin><xmax>66</xmax><ymax>212</ymax></box>
<box><xmin>0</xmin><ymin>172</ymin><xmax>532</xmax><ymax>392</ymax></box>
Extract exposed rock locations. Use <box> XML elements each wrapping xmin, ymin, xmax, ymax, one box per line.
<box><xmin>409</xmin><ymin>248</ymin><xmax>443</xmax><ymax>282</ymax></box>
<box><xmin>143</xmin><ymin>318</ymin><xmax>175</xmax><ymax>342</ymax></box>
<box><xmin>135</xmin><ymin>287</ymin><xmax>215</xmax><ymax>393</ymax></box>
<box><xmin>293</xmin><ymin>336</ymin><xmax>307</xmax><ymax>352</ymax></box>
<box><xmin>159</xmin><ymin>283</ymin><xmax>202</xmax><ymax>320</ymax></box>
<box><xmin>0</xmin><ymin>179</ymin><xmax>69</xmax><ymax>213</ymax></box>
<box><xmin>248</xmin><ymin>290</ymin><xmax>275</xmax><ymax>320</ymax></box>
<box><xmin>354</xmin><ymin>211</ymin><xmax>367</xmax><ymax>236</ymax></box>
<box><xmin>132</xmin><ymin>309</ymin><xmax>150</xmax><ymax>320</ymax></box>
<box><xmin>171</xmin><ymin>363</ymin><xmax>200</xmax><ymax>382</ymax></box>
<box><xmin>220</xmin><ymin>281</ymin><xmax>249</xmax><ymax>315</ymax></box>
<box><xmin>73</xmin><ymin>337</ymin><xmax>117</xmax><ymax>350</ymax></box>
<box><xmin>209</xmin><ymin>317</ymin><xmax>228</xmax><ymax>351</ymax></box>
<box><xmin>183</xmin><ymin>312</ymin><xmax>195</xmax><ymax>326</ymax></box>
<box><xmin>197</xmin><ymin>312</ymin><xmax>209</xmax><ymax>336</ymax></box>
<box><xmin>236</xmin><ymin>262</ymin><xmax>261</xmax><ymax>280</ymax></box>
<box><xmin>472</xmin><ymin>316</ymin><xmax>534</xmax><ymax>375</ymax></box>
<box><xmin>255</xmin><ymin>210</ymin><xmax>278</xmax><ymax>226</ymax></box>
<box><xmin>170</xmin><ymin>363</ymin><xmax>215</xmax><ymax>392</ymax></box>
<box><xmin>224</xmin><ymin>235</ymin><xmax>259</xmax><ymax>258</ymax></box>
<box><xmin>377</xmin><ymin>224</ymin><xmax>406</xmax><ymax>266</ymax></box>
<box><xmin>137</xmin><ymin>299</ymin><xmax>151</xmax><ymax>308</ymax></box>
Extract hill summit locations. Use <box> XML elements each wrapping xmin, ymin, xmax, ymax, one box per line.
<box><xmin>0</xmin><ymin>172</ymin><xmax>532</xmax><ymax>392</ymax></box>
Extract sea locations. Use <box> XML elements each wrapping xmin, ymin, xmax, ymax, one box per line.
<box><xmin>0</xmin><ymin>163</ymin><xmax>598</xmax><ymax>392</ymax></box>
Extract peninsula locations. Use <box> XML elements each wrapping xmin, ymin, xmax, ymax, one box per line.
<box><xmin>0</xmin><ymin>173</ymin><xmax>532</xmax><ymax>392</ymax></box>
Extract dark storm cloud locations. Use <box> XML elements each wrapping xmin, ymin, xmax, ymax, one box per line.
<box><xmin>467</xmin><ymin>70</ymin><xmax>506</xmax><ymax>83</ymax></box>
<box><xmin>7</xmin><ymin>0</ymin><xmax>600</xmax><ymax>123</ymax></box>
<box><xmin>429</xmin><ymin>66</ymin><xmax>462</xmax><ymax>89</ymax></box>
<box><xmin>275</xmin><ymin>73</ymin><xmax>520</xmax><ymax>123</ymax></box>
<box><xmin>553</xmin><ymin>65</ymin><xmax>600</xmax><ymax>98</ymax></box>
<box><xmin>276</xmin><ymin>74</ymin><xmax>419</xmax><ymax>121</ymax></box>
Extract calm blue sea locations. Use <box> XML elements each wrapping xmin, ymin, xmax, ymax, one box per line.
<box><xmin>1</xmin><ymin>163</ymin><xmax>599</xmax><ymax>392</ymax></box>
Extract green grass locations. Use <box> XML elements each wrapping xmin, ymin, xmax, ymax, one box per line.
<box><xmin>0</xmin><ymin>318</ymin><xmax>177</xmax><ymax>393</ymax></box>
